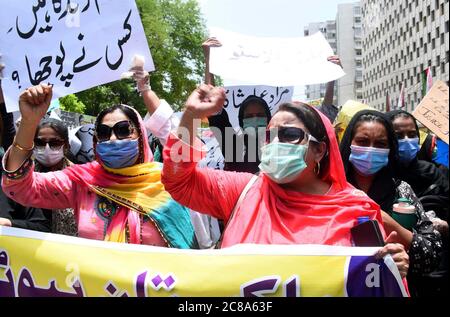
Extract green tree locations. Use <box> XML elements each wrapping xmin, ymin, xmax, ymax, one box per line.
<box><xmin>75</xmin><ymin>0</ymin><xmax>207</xmax><ymax>117</ymax></box>
<box><xmin>59</xmin><ymin>94</ymin><xmax>86</xmax><ymax>113</ymax></box>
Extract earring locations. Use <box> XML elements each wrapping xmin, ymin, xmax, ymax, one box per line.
<box><xmin>314</xmin><ymin>162</ymin><xmax>321</xmax><ymax>175</ymax></box>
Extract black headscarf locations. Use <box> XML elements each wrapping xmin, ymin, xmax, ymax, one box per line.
<box><xmin>339</xmin><ymin>110</ymin><xmax>400</xmax><ymax>213</ymax></box>
<box><xmin>386</xmin><ymin>110</ymin><xmax>449</xmax><ymax>197</ymax></box>
<box><xmin>386</xmin><ymin>110</ymin><xmax>420</xmax><ymax>141</ymax></box>
<box><xmin>237</xmin><ymin>96</ymin><xmax>271</xmax><ymax>128</ymax></box>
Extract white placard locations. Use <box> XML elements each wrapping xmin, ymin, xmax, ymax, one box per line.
<box><xmin>209</xmin><ymin>28</ymin><xmax>345</xmax><ymax>86</ymax></box>
<box><xmin>0</xmin><ymin>0</ymin><xmax>154</xmax><ymax>112</ymax></box>
<box><xmin>224</xmin><ymin>85</ymin><xmax>294</xmax><ymax>129</ymax></box>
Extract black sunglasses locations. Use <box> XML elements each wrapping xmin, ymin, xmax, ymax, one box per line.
<box><xmin>265</xmin><ymin>127</ymin><xmax>318</xmax><ymax>144</ymax></box>
<box><xmin>96</xmin><ymin>120</ymin><xmax>136</xmax><ymax>142</ymax></box>
<box><xmin>34</xmin><ymin>138</ymin><xmax>65</xmax><ymax>149</ymax></box>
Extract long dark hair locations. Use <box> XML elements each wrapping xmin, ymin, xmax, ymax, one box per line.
<box><xmin>339</xmin><ymin>109</ymin><xmax>399</xmax><ymax>212</ymax></box>
<box><xmin>35</xmin><ymin>118</ymin><xmax>70</xmax><ymax>148</ymax></box>
<box><xmin>386</xmin><ymin>110</ymin><xmax>420</xmax><ymax>142</ymax></box>
<box><xmin>276</xmin><ymin>102</ymin><xmax>330</xmax><ymax>179</ymax></box>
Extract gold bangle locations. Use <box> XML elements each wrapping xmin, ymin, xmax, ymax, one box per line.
<box><xmin>13</xmin><ymin>140</ymin><xmax>34</xmax><ymax>152</ymax></box>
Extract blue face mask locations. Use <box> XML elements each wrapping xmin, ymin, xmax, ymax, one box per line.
<box><xmin>349</xmin><ymin>145</ymin><xmax>390</xmax><ymax>176</ymax></box>
<box><xmin>259</xmin><ymin>142</ymin><xmax>309</xmax><ymax>184</ymax></box>
<box><xmin>96</xmin><ymin>139</ymin><xmax>140</xmax><ymax>169</ymax></box>
<box><xmin>398</xmin><ymin>137</ymin><xmax>419</xmax><ymax>163</ymax></box>
<box><xmin>243</xmin><ymin>117</ymin><xmax>267</xmax><ymax>130</ymax></box>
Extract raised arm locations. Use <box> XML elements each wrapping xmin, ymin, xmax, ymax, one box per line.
<box><xmin>322</xmin><ymin>55</ymin><xmax>342</xmax><ymax>107</ymax></box>
<box><xmin>129</xmin><ymin>63</ymin><xmax>179</xmax><ymax>146</ymax></box>
<box><xmin>202</xmin><ymin>37</ymin><xmax>222</xmax><ymax>86</ymax></box>
<box><xmin>2</xmin><ymin>84</ymin><xmax>78</xmax><ymax>211</ymax></box>
<box><xmin>5</xmin><ymin>84</ymin><xmax>52</xmax><ymax>172</ymax></box>
<box><xmin>161</xmin><ymin>85</ymin><xmax>253</xmax><ymax>220</ymax></box>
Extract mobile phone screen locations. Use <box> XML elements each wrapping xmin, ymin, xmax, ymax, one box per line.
<box><xmin>351</xmin><ymin>220</ymin><xmax>385</xmax><ymax>247</ymax></box>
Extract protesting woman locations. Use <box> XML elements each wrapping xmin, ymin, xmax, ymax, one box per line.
<box><xmin>2</xmin><ymin>83</ymin><xmax>197</xmax><ymax>248</ymax></box>
<box><xmin>161</xmin><ymin>84</ymin><xmax>409</xmax><ymax>277</ymax></box>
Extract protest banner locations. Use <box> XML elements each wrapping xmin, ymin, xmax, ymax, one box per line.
<box><xmin>413</xmin><ymin>81</ymin><xmax>449</xmax><ymax>144</ymax></box>
<box><xmin>0</xmin><ymin>0</ymin><xmax>153</xmax><ymax>112</ymax></box>
<box><xmin>0</xmin><ymin>226</ymin><xmax>407</xmax><ymax>297</ymax></box>
<box><xmin>209</xmin><ymin>28</ymin><xmax>345</xmax><ymax>86</ymax></box>
<box><xmin>223</xmin><ymin>85</ymin><xmax>293</xmax><ymax>130</ymax></box>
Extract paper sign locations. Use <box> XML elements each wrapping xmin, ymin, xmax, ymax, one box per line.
<box><xmin>209</xmin><ymin>28</ymin><xmax>345</xmax><ymax>86</ymax></box>
<box><xmin>223</xmin><ymin>85</ymin><xmax>293</xmax><ymax>129</ymax></box>
<box><xmin>0</xmin><ymin>0</ymin><xmax>154</xmax><ymax>112</ymax></box>
<box><xmin>413</xmin><ymin>81</ymin><xmax>449</xmax><ymax>144</ymax></box>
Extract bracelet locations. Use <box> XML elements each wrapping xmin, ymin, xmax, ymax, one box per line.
<box><xmin>13</xmin><ymin>140</ymin><xmax>34</xmax><ymax>152</ymax></box>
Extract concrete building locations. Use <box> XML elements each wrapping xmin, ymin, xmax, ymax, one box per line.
<box><xmin>304</xmin><ymin>21</ymin><xmax>337</xmax><ymax>104</ymax></box>
<box><xmin>336</xmin><ymin>2</ymin><xmax>364</xmax><ymax>105</ymax></box>
<box><xmin>304</xmin><ymin>2</ymin><xmax>364</xmax><ymax>107</ymax></box>
<box><xmin>362</xmin><ymin>0</ymin><xmax>450</xmax><ymax>111</ymax></box>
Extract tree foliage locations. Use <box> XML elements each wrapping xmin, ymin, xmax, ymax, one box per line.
<box><xmin>72</xmin><ymin>0</ymin><xmax>207</xmax><ymax>117</ymax></box>
<box><xmin>59</xmin><ymin>94</ymin><xmax>86</xmax><ymax>113</ymax></box>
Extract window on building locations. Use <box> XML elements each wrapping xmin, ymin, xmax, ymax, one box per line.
<box><xmin>442</xmin><ymin>62</ymin><xmax>446</xmax><ymax>74</ymax></box>
<box><xmin>441</xmin><ymin>33</ymin><xmax>445</xmax><ymax>45</ymax></box>
<box><xmin>424</xmin><ymin>43</ymin><xmax>428</xmax><ymax>53</ymax></box>
<box><xmin>428</xmin><ymin>32</ymin><xmax>431</xmax><ymax>43</ymax></box>
<box><xmin>432</xmin><ymin>38</ymin><xmax>436</xmax><ymax>49</ymax></box>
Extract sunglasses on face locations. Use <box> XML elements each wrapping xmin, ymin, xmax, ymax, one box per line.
<box><xmin>96</xmin><ymin>120</ymin><xmax>136</xmax><ymax>142</ymax></box>
<box><xmin>34</xmin><ymin>138</ymin><xmax>65</xmax><ymax>150</ymax></box>
<box><xmin>265</xmin><ymin>127</ymin><xmax>319</xmax><ymax>144</ymax></box>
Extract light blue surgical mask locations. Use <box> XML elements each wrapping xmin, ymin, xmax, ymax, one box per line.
<box><xmin>398</xmin><ymin>137</ymin><xmax>420</xmax><ymax>163</ymax></box>
<box><xmin>243</xmin><ymin>117</ymin><xmax>267</xmax><ymax>130</ymax></box>
<box><xmin>349</xmin><ymin>145</ymin><xmax>390</xmax><ymax>176</ymax></box>
<box><xmin>96</xmin><ymin>139</ymin><xmax>139</xmax><ymax>169</ymax></box>
<box><xmin>259</xmin><ymin>142</ymin><xmax>309</xmax><ymax>184</ymax></box>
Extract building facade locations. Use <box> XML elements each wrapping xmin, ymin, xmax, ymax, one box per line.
<box><xmin>304</xmin><ymin>2</ymin><xmax>364</xmax><ymax>107</ymax></box>
<box><xmin>336</xmin><ymin>2</ymin><xmax>364</xmax><ymax>106</ymax></box>
<box><xmin>304</xmin><ymin>21</ymin><xmax>338</xmax><ymax>104</ymax></box>
<box><xmin>362</xmin><ymin>0</ymin><xmax>449</xmax><ymax>111</ymax></box>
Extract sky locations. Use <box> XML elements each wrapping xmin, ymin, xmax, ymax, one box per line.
<box><xmin>198</xmin><ymin>0</ymin><xmax>357</xmax><ymax>99</ymax></box>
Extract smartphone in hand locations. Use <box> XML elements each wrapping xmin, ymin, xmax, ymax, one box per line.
<box><xmin>351</xmin><ymin>220</ymin><xmax>385</xmax><ymax>247</ymax></box>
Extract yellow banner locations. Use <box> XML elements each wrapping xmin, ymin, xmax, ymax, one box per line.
<box><xmin>0</xmin><ymin>227</ymin><xmax>407</xmax><ymax>297</ymax></box>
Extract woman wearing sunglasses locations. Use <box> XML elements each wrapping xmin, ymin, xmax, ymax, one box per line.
<box><xmin>2</xmin><ymin>83</ymin><xmax>197</xmax><ymax>248</ymax></box>
<box><xmin>162</xmin><ymin>84</ymin><xmax>409</xmax><ymax>278</ymax></box>
<box><xmin>32</xmin><ymin>118</ymin><xmax>78</xmax><ymax>236</ymax></box>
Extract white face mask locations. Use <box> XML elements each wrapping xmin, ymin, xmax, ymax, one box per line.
<box><xmin>33</xmin><ymin>144</ymin><xmax>65</xmax><ymax>167</ymax></box>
